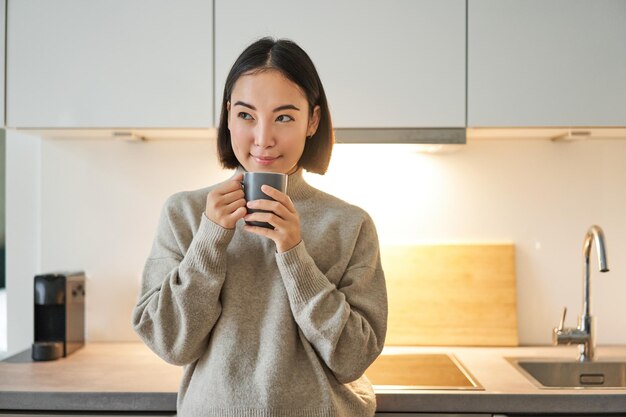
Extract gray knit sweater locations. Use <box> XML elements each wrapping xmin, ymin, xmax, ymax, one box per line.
<box><xmin>132</xmin><ymin>168</ymin><xmax>388</xmax><ymax>417</ymax></box>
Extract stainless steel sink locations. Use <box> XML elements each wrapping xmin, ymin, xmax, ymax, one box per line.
<box><xmin>508</xmin><ymin>358</ymin><xmax>626</xmax><ymax>389</ymax></box>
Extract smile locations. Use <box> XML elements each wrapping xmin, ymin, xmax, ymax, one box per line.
<box><xmin>252</xmin><ymin>155</ymin><xmax>280</xmax><ymax>165</ymax></box>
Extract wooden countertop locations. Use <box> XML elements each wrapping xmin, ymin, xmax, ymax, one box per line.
<box><xmin>1</xmin><ymin>343</ymin><xmax>626</xmax><ymax>413</ymax></box>
<box><xmin>0</xmin><ymin>343</ymin><xmax>181</xmax><ymax>393</ymax></box>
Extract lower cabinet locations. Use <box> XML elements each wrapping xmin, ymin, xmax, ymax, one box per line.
<box><xmin>375</xmin><ymin>414</ymin><xmax>492</xmax><ymax>417</ymax></box>
<box><xmin>0</xmin><ymin>414</ymin><xmax>175</xmax><ymax>417</ymax></box>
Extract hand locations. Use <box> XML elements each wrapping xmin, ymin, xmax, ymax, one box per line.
<box><xmin>243</xmin><ymin>185</ymin><xmax>301</xmax><ymax>253</ymax></box>
<box><xmin>205</xmin><ymin>173</ymin><xmax>246</xmax><ymax>229</ymax></box>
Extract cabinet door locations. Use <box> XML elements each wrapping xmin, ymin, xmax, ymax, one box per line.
<box><xmin>7</xmin><ymin>0</ymin><xmax>212</xmax><ymax>128</ymax></box>
<box><xmin>215</xmin><ymin>0</ymin><xmax>466</xmax><ymax>128</ymax></box>
<box><xmin>374</xmin><ymin>414</ymin><xmax>491</xmax><ymax>416</ymax></box>
<box><xmin>0</xmin><ymin>411</ymin><xmax>176</xmax><ymax>417</ymax></box>
<box><xmin>468</xmin><ymin>0</ymin><xmax>626</xmax><ymax>126</ymax></box>
<box><xmin>0</xmin><ymin>0</ymin><xmax>5</xmax><ymax>126</ymax></box>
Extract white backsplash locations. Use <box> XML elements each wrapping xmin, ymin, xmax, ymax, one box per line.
<box><xmin>5</xmin><ymin>132</ymin><xmax>626</xmax><ymax>355</ymax></box>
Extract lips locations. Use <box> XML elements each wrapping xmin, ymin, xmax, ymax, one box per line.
<box><xmin>251</xmin><ymin>154</ymin><xmax>280</xmax><ymax>165</ymax></box>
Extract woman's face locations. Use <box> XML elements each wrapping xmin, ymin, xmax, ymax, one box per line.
<box><xmin>227</xmin><ymin>69</ymin><xmax>320</xmax><ymax>174</ymax></box>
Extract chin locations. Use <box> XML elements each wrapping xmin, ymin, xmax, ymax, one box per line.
<box><xmin>248</xmin><ymin>162</ymin><xmax>290</xmax><ymax>174</ymax></box>
<box><xmin>246</xmin><ymin>166</ymin><xmax>280</xmax><ymax>174</ymax></box>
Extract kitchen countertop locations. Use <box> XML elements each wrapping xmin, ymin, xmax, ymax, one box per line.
<box><xmin>1</xmin><ymin>343</ymin><xmax>626</xmax><ymax>414</ymax></box>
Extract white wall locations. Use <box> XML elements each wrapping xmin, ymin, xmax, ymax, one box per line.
<box><xmin>4</xmin><ymin>134</ymin><xmax>626</xmax><ymax>355</ymax></box>
<box><xmin>5</xmin><ymin>130</ymin><xmax>41</xmax><ymax>356</ymax></box>
<box><xmin>306</xmin><ymin>140</ymin><xmax>626</xmax><ymax>346</ymax></box>
<box><xmin>38</xmin><ymin>137</ymin><xmax>230</xmax><ymax>343</ymax></box>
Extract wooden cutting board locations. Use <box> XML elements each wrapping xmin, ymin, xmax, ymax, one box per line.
<box><xmin>380</xmin><ymin>244</ymin><xmax>518</xmax><ymax>346</ymax></box>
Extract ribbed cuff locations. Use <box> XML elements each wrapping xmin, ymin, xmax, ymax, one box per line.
<box><xmin>182</xmin><ymin>214</ymin><xmax>235</xmax><ymax>274</ymax></box>
<box><xmin>275</xmin><ymin>241</ymin><xmax>334</xmax><ymax>305</ymax></box>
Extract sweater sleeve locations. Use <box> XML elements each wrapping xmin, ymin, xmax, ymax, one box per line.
<box><xmin>275</xmin><ymin>215</ymin><xmax>388</xmax><ymax>384</ymax></box>
<box><xmin>132</xmin><ymin>199</ymin><xmax>234</xmax><ymax>367</ymax></box>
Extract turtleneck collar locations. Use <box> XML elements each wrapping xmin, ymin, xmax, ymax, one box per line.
<box><xmin>234</xmin><ymin>166</ymin><xmax>315</xmax><ymax>201</ymax></box>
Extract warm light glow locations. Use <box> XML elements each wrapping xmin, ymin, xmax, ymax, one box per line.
<box><xmin>304</xmin><ymin>144</ymin><xmax>458</xmax><ymax>244</ymax></box>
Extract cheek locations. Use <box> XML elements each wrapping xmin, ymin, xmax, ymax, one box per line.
<box><xmin>229</xmin><ymin>122</ymin><xmax>250</xmax><ymax>146</ymax></box>
<box><xmin>283</xmin><ymin>132</ymin><xmax>307</xmax><ymax>156</ymax></box>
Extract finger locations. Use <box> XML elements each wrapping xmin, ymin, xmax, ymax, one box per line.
<box><xmin>246</xmin><ymin>213</ymin><xmax>292</xmax><ymax>234</ymax></box>
<box><xmin>244</xmin><ymin>211</ymin><xmax>282</xmax><ymax>227</ymax></box>
<box><xmin>219</xmin><ymin>177</ymin><xmax>244</xmax><ymax>195</ymax></box>
<box><xmin>228</xmin><ymin>206</ymin><xmax>247</xmax><ymax>222</ymax></box>
<box><xmin>246</xmin><ymin>199</ymin><xmax>290</xmax><ymax>219</ymax></box>
<box><xmin>261</xmin><ymin>185</ymin><xmax>296</xmax><ymax>213</ymax></box>
<box><xmin>243</xmin><ymin>223</ymin><xmax>276</xmax><ymax>239</ymax></box>
<box><xmin>215</xmin><ymin>174</ymin><xmax>243</xmax><ymax>194</ymax></box>
<box><xmin>225</xmin><ymin>197</ymin><xmax>246</xmax><ymax>213</ymax></box>
<box><xmin>221</xmin><ymin>188</ymin><xmax>245</xmax><ymax>205</ymax></box>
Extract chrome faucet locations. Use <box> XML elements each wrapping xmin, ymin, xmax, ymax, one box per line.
<box><xmin>553</xmin><ymin>225</ymin><xmax>609</xmax><ymax>362</ymax></box>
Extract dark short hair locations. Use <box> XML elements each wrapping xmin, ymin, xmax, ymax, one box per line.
<box><xmin>217</xmin><ymin>37</ymin><xmax>334</xmax><ymax>175</ymax></box>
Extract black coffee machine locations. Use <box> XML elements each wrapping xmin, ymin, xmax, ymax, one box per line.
<box><xmin>32</xmin><ymin>272</ymin><xmax>86</xmax><ymax>361</ymax></box>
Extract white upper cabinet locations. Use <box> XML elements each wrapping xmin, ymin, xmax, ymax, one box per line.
<box><xmin>6</xmin><ymin>0</ymin><xmax>213</xmax><ymax>128</ymax></box>
<box><xmin>469</xmin><ymin>0</ymin><xmax>626</xmax><ymax>127</ymax></box>
<box><xmin>0</xmin><ymin>0</ymin><xmax>5</xmax><ymax>126</ymax></box>
<box><xmin>214</xmin><ymin>0</ymin><xmax>466</xmax><ymax>128</ymax></box>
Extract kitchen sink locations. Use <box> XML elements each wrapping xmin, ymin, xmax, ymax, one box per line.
<box><xmin>508</xmin><ymin>358</ymin><xmax>626</xmax><ymax>389</ymax></box>
<box><xmin>365</xmin><ymin>353</ymin><xmax>482</xmax><ymax>390</ymax></box>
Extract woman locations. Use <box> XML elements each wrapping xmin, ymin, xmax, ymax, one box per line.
<box><xmin>132</xmin><ymin>37</ymin><xmax>388</xmax><ymax>417</ymax></box>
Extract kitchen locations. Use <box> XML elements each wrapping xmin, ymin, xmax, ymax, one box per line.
<box><xmin>1</xmin><ymin>0</ymin><xmax>626</xmax><ymax>416</ymax></box>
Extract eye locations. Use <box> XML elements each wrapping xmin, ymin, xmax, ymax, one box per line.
<box><xmin>238</xmin><ymin>112</ymin><xmax>253</xmax><ymax>120</ymax></box>
<box><xmin>276</xmin><ymin>114</ymin><xmax>294</xmax><ymax>123</ymax></box>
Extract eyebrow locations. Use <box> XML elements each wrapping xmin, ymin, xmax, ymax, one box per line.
<box><xmin>233</xmin><ymin>101</ymin><xmax>300</xmax><ymax>112</ymax></box>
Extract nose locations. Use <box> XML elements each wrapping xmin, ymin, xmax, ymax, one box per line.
<box><xmin>254</xmin><ymin>121</ymin><xmax>275</xmax><ymax>148</ymax></box>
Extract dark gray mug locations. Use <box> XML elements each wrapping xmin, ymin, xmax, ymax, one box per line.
<box><xmin>243</xmin><ymin>172</ymin><xmax>288</xmax><ymax>229</ymax></box>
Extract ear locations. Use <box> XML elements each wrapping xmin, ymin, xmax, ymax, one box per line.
<box><xmin>307</xmin><ymin>105</ymin><xmax>321</xmax><ymax>138</ymax></box>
